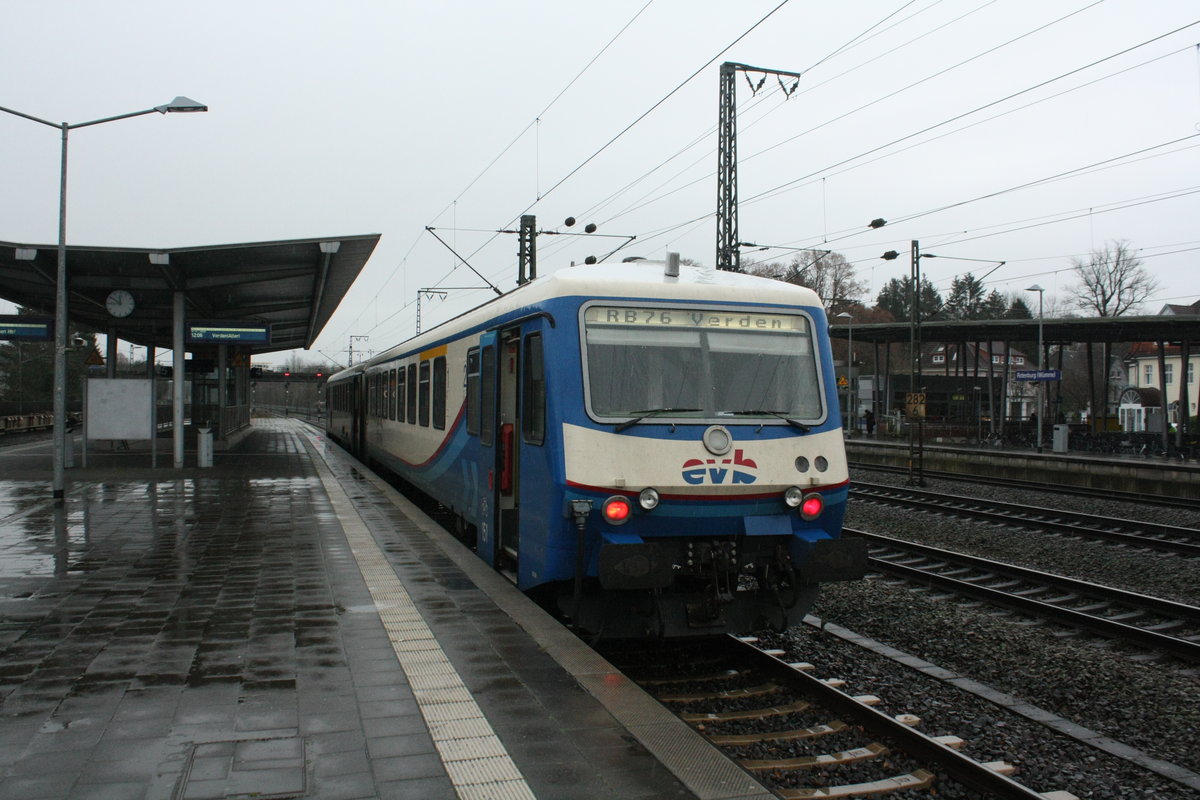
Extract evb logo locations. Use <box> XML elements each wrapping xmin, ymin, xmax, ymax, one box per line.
<box><xmin>681</xmin><ymin>449</ymin><xmax>758</xmax><ymax>485</ymax></box>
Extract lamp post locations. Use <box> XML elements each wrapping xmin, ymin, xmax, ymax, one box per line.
<box><xmin>0</xmin><ymin>97</ymin><xmax>208</xmax><ymax>501</ymax></box>
<box><xmin>881</xmin><ymin>241</ymin><xmax>925</xmax><ymax>485</ymax></box>
<box><xmin>836</xmin><ymin>311</ymin><xmax>854</xmax><ymax>432</ymax></box>
<box><xmin>974</xmin><ymin>385</ymin><xmax>983</xmax><ymax>443</ymax></box>
<box><xmin>881</xmin><ymin>236</ymin><xmax>1006</xmax><ymax>482</ymax></box>
<box><xmin>1026</xmin><ymin>284</ymin><xmax>1045</xmax><ymax>452</ymax></box>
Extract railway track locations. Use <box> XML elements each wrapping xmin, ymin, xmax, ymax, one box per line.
<box><xmin>849</xmin><ymin>528</ymin><xmax>1200</xmax><ymax>663</ymax></box>
<box><xmin>606</xmin><ymin>635</ymin><xmax>1073</xmax><ymax>800</ymax></box>
<box><xmin>850</xmin><ymin>481</ymin><xmax>1200</xmax><ymax>557</ymax></box>
<box><xmin>848</xmin><ymin>462</ymin><xmax>1200</xmax><ymax>511</ymax></box>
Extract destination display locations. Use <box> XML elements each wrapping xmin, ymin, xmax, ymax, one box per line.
<box><xmin>186</xmin><ymin>321</ymin><xmax>271</xmax><ymax>344</ymax></box>
<box><xmin>0</xmin><ymin>316</ymin><xmax>53</xmax><ymax>341</ymax></box>
<box><xmin>584</xmin><ymin>305</ymin><xmax>803</xmax><ymax>332</ymax></box>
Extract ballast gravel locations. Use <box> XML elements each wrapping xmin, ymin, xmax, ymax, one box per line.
<box><xmin>753</xmin><ymin>468</ymin><xmax>1200</xmax><ymax>800</ymax></box>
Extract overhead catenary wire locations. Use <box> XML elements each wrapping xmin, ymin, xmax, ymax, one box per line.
<box><xmin>367</xmin><ymin>0</ymin><xmax>1037</xmax><ymax>318</ymax></box>
<box><xmin>611</xmin><ymin>21</ymin><xmax>1200</xmax><ymax>262</ymax></box>
<box><xmin>740</xmin><ymin>19</ymin><xmax>1200</xmax><ymax>209</ymax></box>
<box><xmin>328</xmin><ymin>7</ymin><xmax>1200</xmax><ymax>353</ymax></box>
<box><xmin>592</xmin><ymin>2</ymin><xmax>1117</xmax><ymax>235</ymax></box>
<box><xmin>321</xmin><ymin>1</ymin><xmax>658</xmax><ymax>351</ymax></box>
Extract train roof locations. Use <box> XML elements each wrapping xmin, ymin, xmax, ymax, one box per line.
<box><xmin>328</xmin><ymin>260</ymin><xmax>824</xmax><ymax>380</ymax></box>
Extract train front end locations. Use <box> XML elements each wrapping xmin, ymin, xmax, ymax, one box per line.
<box><xmin>552</xmin><ymin>263</ymin><xmax>866</xmax><ymax>638</ymax></box>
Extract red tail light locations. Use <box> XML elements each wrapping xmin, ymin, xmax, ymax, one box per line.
<box><xmin>800</xmin><ymin>494</ymin><xmax>824</xmax><ymax>520</ymax></box>
<box><xmin>602</xmin><ymin>496</ymin><xmax>632</xmax><ymax>524</ymax></box>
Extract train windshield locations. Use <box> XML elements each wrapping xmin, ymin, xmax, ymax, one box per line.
<box><xmin>583</xmin><ymin>305</ymin><xmax>823</xmax><ymax>422</ymax></box>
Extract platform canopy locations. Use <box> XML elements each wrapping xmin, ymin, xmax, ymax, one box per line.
<box><xmin>0</xmin><ymin>234</ymin><xmax>380</xmax><ymax>355</ymax></box>
<box><xmin>831</xmin><ymin>314</ymin><xmax>1200</xmax><ymax>346</ymax></box>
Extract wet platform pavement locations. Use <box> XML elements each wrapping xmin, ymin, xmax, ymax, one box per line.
<box><xmin>0</xmin><ymin>419</ymin><xmax>770</xmax><ymax>800</ymax></box>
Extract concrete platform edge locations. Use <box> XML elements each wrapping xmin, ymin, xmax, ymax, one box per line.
<box><xmin>299</xmin><ymin>427</ymin><xmax>777</xmax><ymax>800</ymax></box>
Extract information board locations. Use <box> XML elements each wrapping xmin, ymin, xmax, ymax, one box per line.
<box><xmin>86</xmin><ymin>379</ymin><xmax>154</xmax><ymax>441</ymax></box>
<box><xmin>186</xmin><ymin>321</ymin><xmax>271</xmax><ymax>344</ymax></box>
<box><xmin>0</xmin><ymin>316</ymin><xmax>53</xmax><ymax>341</ymax></box>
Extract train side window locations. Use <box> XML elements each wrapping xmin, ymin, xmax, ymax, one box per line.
<box><xmin>406</xmin><ymin>364</ymin><xmax>417</xmax><ymax>424</ymax></box>
<box><xmin>369</xmin><ymin>374</ymin><xmax>376</xmax><ymax>417</ymax></box>
<box><xmin>397</xmin><ymin>366</ymin><xmax>407</xmax><ymax>423</ymax></box>
<box><xmin>465</xmin><ymin>348</ymin><xmax>480</xmax><ymax>436</ymax></box>
<box><xmin>480</xmin><ymin>345</ymin><xmax>496</xmax><ymax>446</ymax></box>
<box><xmin>432</xmin><ymin>356</ymin><xmax>447</xmax><ymax>430</ymax></box>
<box><xmin>389</xmin><ymin>368</ymin><xmax>398</xmax><ymax>421</ymax></box>
<box><xmin>418</xmin><ymin>360</ymin><xmax>431</xmax><ymax>427</ymax></box>
<box><xmin>522</xmin><ymin>333</ymin><xmax>545</xmax><ymax>446</ymax></box>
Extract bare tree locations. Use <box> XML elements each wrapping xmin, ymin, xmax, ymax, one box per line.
<box><xmin>1068</xmin><ymin>240</ymin><xmax>1158</xmax><ymax>317</ymax></box>
<box><xmin>745</xmin><ymin>250</ymin><xmax>866</xmax><ymax>312</ymax></box>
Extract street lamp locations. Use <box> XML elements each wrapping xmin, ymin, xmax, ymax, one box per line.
<box><xmin>0</xmin><ymin>96</ymin><xmax>208</xmax><ymax>501</ymax></box>
<box><xmin>1026</xmin><ymin>284</ymin><xmax>1045</xmax><ymax>452</ymax></box>
<box><xmin>881</xmin><ymin>241</ymin><xmax>925</xmax><ymax>485</ymax></box>
<box><xmin>836</xmin><ymin>311</ymin><xmax>854</xmax><ymax>432</ymax></box>
<box><xmin>974</xmin><ymin>385</ymin><xmax>983</xmax><ymax>443</ymax></box>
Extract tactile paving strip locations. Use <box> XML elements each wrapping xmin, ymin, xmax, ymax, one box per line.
<box><xmin>303</xmin><ymin>435</ymin><xmax>536</xmax><ymax>800</ymax></box>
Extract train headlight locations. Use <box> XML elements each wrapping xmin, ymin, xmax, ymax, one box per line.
<box><xmin>800</xmin><ymin>493</ymin><xmax>824</xmax><ymax>520</ymax></box>
<box><xmin>702</xmin><ymin>425</ymin><xmax>732</xmax><ymax>456</ymax></box>
<box><xmin>784</xmin><ymin>486</ymin><xmax>805</xmax><ymax>508</ymax></box>
<box><xmin>602</xmin><ymin>495</ymin><xmax>632</xmax><ymax>525</ymax></box>
<box><xmin>638</xmin><ymin>488</ymin><xmax>660</xmax><ymax>511</ymax></box>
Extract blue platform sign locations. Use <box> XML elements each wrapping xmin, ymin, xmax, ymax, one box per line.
<box><xmin>1015</xmin><ymin>369</ymin><xmax>1061</xmax><ymax>381</ymax></box>
<box><xmin>0</xmin><ymin>316</ymin><xmax>53</xmax><ymax>341</ymax></box>
<box><xmin>186</xmin><ymin>321</ymin><xmax>271</xmax><ymax>344</ymax></box>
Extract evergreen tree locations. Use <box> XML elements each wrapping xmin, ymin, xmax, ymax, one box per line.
<box><xmin>0</xmin><ymin>307</ymin><xmax>97</xmax><ymax>411</ymax></box>
<box><xmin>874</xmin><ymin>276</ymin><xmax>943</xmax><ymax>322</ymax></box>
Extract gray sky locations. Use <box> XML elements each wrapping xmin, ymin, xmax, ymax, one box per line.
<box><xmin>2</xmin><ymin>0</ymin><xmax>1197</xmax><ymax>368</ymax></box>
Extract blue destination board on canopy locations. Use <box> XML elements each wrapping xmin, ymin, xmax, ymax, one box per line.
<box><xmin>186</xmin><ymin>321</ymin><xmax>271</xmax><ymax>344</ymax></box>
<box><xmin>0</xmin><ymin>316</ymin><xmax>53</xmax><ymax>341</ymax></box>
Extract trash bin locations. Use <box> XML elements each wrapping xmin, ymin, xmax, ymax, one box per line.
<box><xmin>197</xmin><ymin>427</ymin><xmax>213</xmax><ymax>468</ymax></box>
<box><xmin>1052</xmin><ymin>424</ymin><xmax>1068</xmax><ymax>454</ymax></box>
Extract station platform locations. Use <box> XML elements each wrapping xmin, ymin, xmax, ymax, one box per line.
<box><xmin>0</xmin><ymin>419</ymin><xmax>773</xmax><ymax>800</ymax></box>
<box><xmin>845</xmin><ymin>435</ymin><xmax>1199</xmax><ymax>501</ymax></box>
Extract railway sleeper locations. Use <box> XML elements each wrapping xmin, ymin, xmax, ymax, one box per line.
<box><xmin>656</xmin><ymin>681</ymin><xmax>779</xmax><ymax>703</ymax></box>
<box><xmin>776</xmin><ymin>769</ymin><xmax>935</xmax><ymax>799</ymax></box>
<box><xmin>984</xmin><ymin>578</ymin><xmax>1024</xmax><ymax>590</ymax></box>
<box><xmin>707</xmin><ymin>719</ymin><xmax>848</xmax><ymax>746</ymax></box>
<box><xmin>740</xmin><ymin>741</ymin><xmax>889</xmax><ymax>771</ymax></box>
<box><xmin>958</xmin><ymin>572</ymin><xmax>999</xmax><ymax>583</ymax></box>
<box><xmin>683</xmin><ymin>694</ymin><xmax>880</xmax><ymax>723</ymax></box>
<box><xmin>638</xmin><ymin>669</ymin><xmax>741</xmax><ymax>687</ymax></box>
<box><xmin>1068</xmin><ymin>601</ymin><xmax>1114</xmax><ymax>613</ymax></box>
<box><xmin>1140</xmin><ymin>618</ymin><xmax>1187</xmax><ymax>632</ymax></box>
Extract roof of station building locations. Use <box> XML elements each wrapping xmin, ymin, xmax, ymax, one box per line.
<box><xmin>830</xmin><ymin>313</ymin><xmax>1200</xmax><ymax>346</ymax></box>
<box><xmin>0</xmin><ymin>234</ymin><xmax>380</xmax><ymax>355</ymax></box>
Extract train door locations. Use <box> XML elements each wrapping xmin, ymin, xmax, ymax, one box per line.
<box><xmin>352</xmin><ymin>374</ymin><xmax>367</xmax><ymax>459</ymax></box>
<box><xmin>496</xmin><ymin>328</ymin><xmax>522</xmax><ymax>577</ymax></box>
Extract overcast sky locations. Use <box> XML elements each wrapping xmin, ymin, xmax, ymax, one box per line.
<box><xmin>2</xmin><ymin>0</ymin><xmax>1197</xmax><ymax>368</ymax></box>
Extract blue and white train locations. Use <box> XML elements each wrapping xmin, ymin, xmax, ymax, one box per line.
<box><xmin>324</xmin><ymin>256</ymin><xmax>864</xmax><ymax>638</ymax></box>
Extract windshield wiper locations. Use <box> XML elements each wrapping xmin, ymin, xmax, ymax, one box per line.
<box><xmin>614</xmin><ymin>407</ymin><xmax>702</xmax><ymax>433</ymax></box>
<box><xmin>722</xmin><ymin>409</ymin><xmax>810</xmax><ymax>432</ymax></box>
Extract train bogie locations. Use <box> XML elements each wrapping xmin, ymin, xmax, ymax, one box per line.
<box><xmin>325</xmin><ymin>259</ymin><xmax>864</xmax><ymax>639</ymax></box>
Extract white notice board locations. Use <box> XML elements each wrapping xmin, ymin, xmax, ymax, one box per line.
<box><xmin>86</xmin><ymin>379</ymin><xmax>154</xmax><ymax>441</ymax></box>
